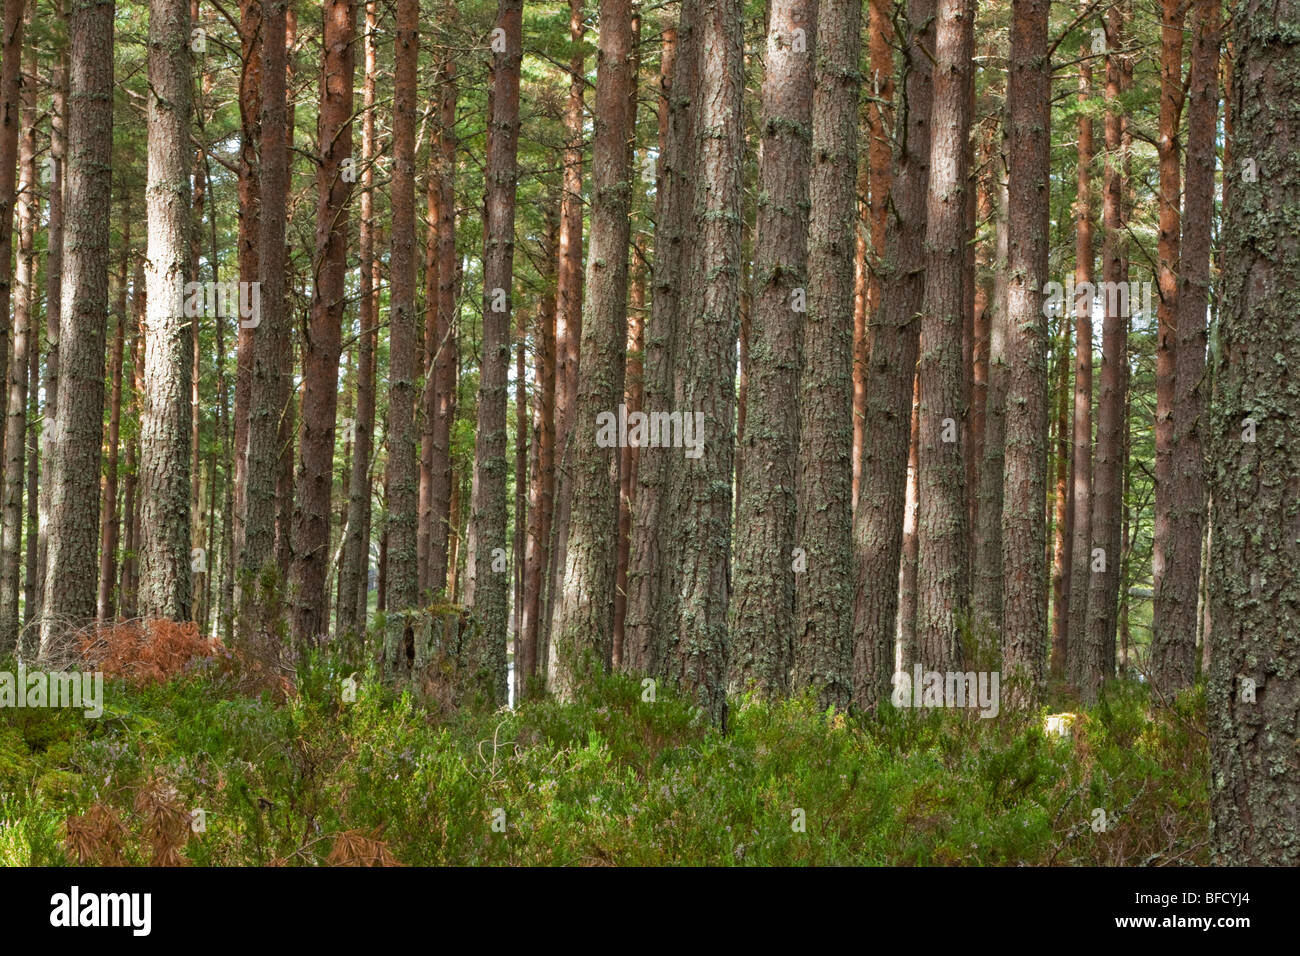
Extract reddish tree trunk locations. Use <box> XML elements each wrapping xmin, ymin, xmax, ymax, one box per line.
<box><xmin>290</xmin><ymin>0</ymin><xmax>355</xmax><ymax>643</ymax></box>
<box><xmin>852</xmin><ymin>0</ymin><xmax>932</xmax><ymax>709</ymax></box>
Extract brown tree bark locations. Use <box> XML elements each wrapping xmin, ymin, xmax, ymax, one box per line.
<box><xmin>520</xmin><ymin>209</ymin><xmax>558</xmax><ymax>692</ymax></box>
<box><xmin>968</xmin><ymin>120</ymin><xmax>994</xmax><ymax>546</ymax></box>
<box><xmin>972</xmin><ymin>152</ymin><xmax>1008</xmax><ymax>642</ymax></box>
<box><xmin>120</xmin><ymin>262</ymin><xmax>146</xmax><ymax>619</ymax></box>
<box><xmin>999</xmin><ymin>0</ymin><xmax>1052</xmax><ymax>707</ymax></box>
<box><xmin>610</xmin><ymin>7</ymin><xmax>640</xmax><ymax>674</ymax></box>
<box><xmin>290</xmin><ymin>0</ymin><xmax>355</xmax><ymax>645</ymax></box>
<box><xmin>728</xmin><ymin>0</ymin><xmax>816</xmax><ymax>698</ymax></box>
<box><xmin>793</xmin><ymin>0</ymin><xmax>856</xmax><ymax>708</ymax></box>
<box><xmin>543</xmin><ymin>0</ymin><xmax>587</xmax><ymax>661</ymax></box>
<box><xmin>613</xmin><ymin>245</ymin><xmax>644</xmax><ymax>669</ymax></box>
<box><xmin>0</xmin><ymin>18</ymin><xmax>32</xmax><ymax>649</ymax></box>
<box><xmin>235</xmin><ymin>0</ymin><xmax>291</xmax><ymax>636</ymax></box>
<box><xmin>1066</xmin><ymin>30</ymin><xmax>1095</xmax><ymax>686</ymax></box>
<box><xmin>1208</xmin><ymin>0</ymin><xmax>1298</xmax><ymax>864</ymax></box>
<box><xmin>914</xmin><ymin>0</ymin><xmax>973</xmax><ymax>671</ymax></box>
<box><xmin>1151</xmin><ymin>0</ymin><xmax>1185</xmax><ymax>678</ymax></box>
<box><xmin>232</xmin><ymin>0</ymin><xmax>262</xmax><ymax>568</ymax></box>
<box><xmin>0</xmin><ymin>0</ymin><xmax>25</xmax><ymax>522</ymax></box>
<box><xmin>550</xmin><ymin>0</ymin><xmax>638</xmax><ymax>697</ymax></box>
<box><xmin>337</xmin><ymin>0</ymin><xmax>379</xmax><ymax>639</ymax></box>
<box><xmin>427</xmin><ymin>4</ymin><xmax>458</xmax><ymax>600</ymax></box>
<box><xmin>897</xmin><ymin>376</ymin><xmax>920</xmax><ymax>669</ymax></box>
<box><xmin>855</xmin><ymin>0</ymin><xmax>894</xmax><ymax>514</ymax></box>
<box><xmin>851</xmin><ymin>154</ymin><xmax>868</xmax><ymax>515</ymax></box>
<box><xmin>36</xmin><ymin>0</ymin><xmax>67</xmax><ymax>611</ymax></box>
<box><xmin>138</xmin><ymin>0</ymin><xmax>194</xmax><ymax>621</ymax></box>
<box><xmin>1081</xmin><ymin>7</ymin><xmax>1128</xmax><ymax>700</ymax></box>
<box><xmin>464</xmin><ymin>0</ymin><xmax>522</xmax><ymax>704</ymax></box>
<box><xmin>382</xmin><ymin>0</ymin><xmax>419</xmax><ymax>620</ymax></box>
<box><xmin>656</xmin><ymin>0</ymin><xmax>743</xmax><ymax>721</ymax></box>
<box><xmin>852</xmin><ymin>0</ymin><xmax>932</xmax><ymax>710</ymax></box>
<box><xmin>96</xmin><ymin>210</ymin><xmax>130</xmax><ymax>623</ymax></box>
<box><xmin>23</xmin><ymin>235</ymin><xmax>38</xmax><ymax>629</ymax></box>
<box><xmin>624</xmin><ymin>12</ymin><xmax>688</xmax><ymax>677</ymax></box>
<box><xmin>273</xmin><ymin>3</ymin><xmax>297</xmax><ymax>584</ymax></box>
<box><xmin>1049</xmin><ymin>311</ymin><xmax>1072</xmax><ymax>677</ymax></box>
<box><xmin>39</xmin><ymin>0</ymin><xmax>114</xmax><ymax>650</ymax></box>
<box><xmin>1158</xmin><ymin>0</ymin><xmax>1218</xmax><ymax>695</ymax></box>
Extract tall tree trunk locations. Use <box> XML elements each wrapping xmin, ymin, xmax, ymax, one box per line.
<box><xmin>290</xmin><ymin>0</ymin><xmax>355</xmax><ymax>645</ymax></box>
<box><xmin>1205</xmin><ymin>0</ymin><xmax>1300</xmax><ymax>864</ymax></box>
<box><xmin>189</xmin><ymin>110</ymin><xmax>205</xmax><ymax>626</ymax></box>
<box><xmin>23</xmin><ymin>251</ymin><xmax>38</xmax><ymax>629</ymax></box>
<box><xmin>897</xmin><ymin>376</ymin><xmax>920</xmax><ymax>669</ymax></box>
<box><xmin>37</xmin><ymin>0</ymin><xmax>68</xmax><ymax>611</ymax></box>
<box><xmin>96</xmin><ymin>209</ymin><xmax>130</xmax><ymax>623</ymax></box>
<box><xmin>1159</xmin><ymin>0</ymin><xmax>1218</xmax><ymax>696</ymax></box>
<box><xmin>235</xmin><ymin>0</ymin><xmax>290</xmax><ymax>636</ymax></box>
<box><xmin>382</xmin><ymin>0</ymin><xmax>419</xmax><ymax>623</ymax></box>
<box><xmin>624</xmin><ymin>12</ymin><xmax>688</xmax><ymax>677</ymax></box>
<box><xmin>856</xmin><ymin>0</ymin><xmax>894</xmax><ymax>513</ymax></box>
<box><xmin>138</xmin><ymin>0</ymin><xmax>194</xmax><ymax>621</ymax></box>
<box><xmin>464</xmin><ymin>0</ymin><xmax>522</xmax><ymax>704</ymax></box>
<box><xmin>512</xmin><ymin>311</ymin><xmax>527</xmax><ymax>689</ymax></box>
<box><xmin>1081</xmin><ymin>7</ymin><xmax>1128</xmax><ymax>700</ymax></box>
<box><xmin>852</xmin><ymin>0</ymin><xmax>932</xmax><ymax>710</ymax></box>
<box><xmin>0</xmin><ymin>14</ymin><xmax>32</xmax><ymax>649</ymax></box>
<box><xmin>232</xmin><ymin>0</ymin><xmax>263</xmax><ymax>567</ymax></box>
<box><xmin>520</xmin><ymin>209</ymin><xmax>558</xmax><ymax>692</ymax></box>
<box><xmin>1049</xmin><ymin>310</ymin><xmax>1072</xmax><ymax>677</ymax></box>
<box><xmin>793</xmin><ymin>0</ymin><xmax>855</xmax><ymax>708</ymax></box>
<box><xmin>0</xmin><ymin>0</ymin><xmax>25</xmax><ymax>523</ymax></box>
<box><xmin>968</xmin><ymin>121</ymin><xmax>994</xmax><ymax>550</ymax></box>
<box><xmin>609</xmin><ymin>6</ymin><xmax>640</xmax><ymax>673</ymax></box>
<box><xmin>274</xmin><ymin>4</ymin><xmax>298</xmax><ymax>584</ymax></box>
<box><xmin>544</xmin><ymin>0</ymin><xmax>587</xmax><ymax>661</ymax></box>
<box><xmin>999</xmin><ymin>0</ymin><xmax>1051</xmax><ymax>706</ymax></box>
<box><xmin>337</xmin><ymin>0</ymin><xmax>379</xmax><ymax>640</ymax></box>
<box><xmin>851</xmin><ymin>148</ymin><xmax>868</xmax><ymax>515</ymax></box>
<box><xmin>120</xmin><ymin>262</ymin><xmax>146</xmax><ymax>619</ymax></box>
<box><xmin>972</xmin><ymin>153</ymin><xmax>1009</xmax><ymax>642</ymax></box>
<box><xmin>914</xmin><ymin>0</ymin><xmax>973</xmax><ymax>671</ymax></box>
<box><xmin>1151</xmin><ymin>0</ymin><xmax>1185</xmax><ymax>680</ymax></box>
<box><xmin>728</xmin><ymin>0</ymin><xmax>816</xmax><ymax>698</ymax></box>
<box><xmin>1066</xmin><ymin>30</ymin><xmax>1095</xmax><ymax>687</ymax></box>
<box><xmin>417</xmin><ymin>16</ymin><xmax>442</xmax><ymax>602</ymax></box>
<box><xmin>39</xmin><ymin>0</ymin><xmax>114</xmax><ymax>651</ymax></box>
<box><xmin>427</xmin><ymin>4</ymin><xmax>458</xmax><ymax>599</ymax></box>
<box><xmin>651</xmin><ymin>0</ymin><xmax>742</xmax><ymax>720</ymax></box>
<box><xmin>613</xmin><ymin>244</ymin><xmax>644</xmax><ymax>669</ymax></box>
<box><xmin>550</xmin><ymin>0</ymin><xmax>637</xmax><ymax>696</ymax></box>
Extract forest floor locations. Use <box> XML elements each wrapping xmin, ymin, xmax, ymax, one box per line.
<box><xmin>0</xmin><ymin>631</ymin><xmax>1208</xmax><ymax>866</ymax></box>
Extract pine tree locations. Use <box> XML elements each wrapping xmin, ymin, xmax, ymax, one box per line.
<box><xmin>138</xmin><ymin>0</ymin><xmax>194</xmax><ymax>621</ymax></box>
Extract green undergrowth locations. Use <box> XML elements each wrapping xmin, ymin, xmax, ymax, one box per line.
<box><xmin>0</xmin><ymin>652</ymin><xmax>1208</xmax><ymax>866</ymax></box>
